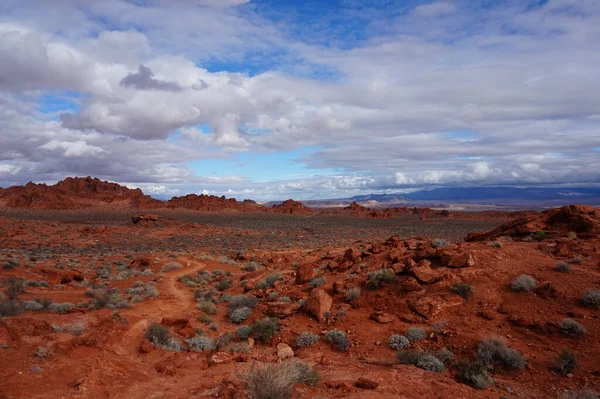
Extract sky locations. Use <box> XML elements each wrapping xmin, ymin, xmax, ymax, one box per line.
<box><xmin>1</xmin><ymin>0</ymin><xmax>599</xmax><ymax>201</ymax></box>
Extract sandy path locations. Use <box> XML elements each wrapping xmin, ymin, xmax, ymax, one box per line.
<box><xmin>109</xmin><ymin>261</ymin><xmax>205</xmax><ymax>355</ymax></box>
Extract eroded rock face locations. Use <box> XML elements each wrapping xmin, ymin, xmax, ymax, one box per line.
<box><xmin>304</xmin><ymin>288</ymin><xmax>333</xmax><ymax>322</ymax></box>
<box><xmin>271</xmin><ymin>199</ymin><xmax>312</xmax><ymax>214</ymax></box>
<box><xmin>409</xmin><ymin>260</ymin><xmax>444</xmax><ymax>284</ymax></box>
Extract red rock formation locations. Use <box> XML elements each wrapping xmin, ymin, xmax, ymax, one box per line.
<box><xmin>166</xmin><ymin>194</ymin><xmax>264</xmax><ymax>212</ymax></box>
<box><xmin>271</xmin><ymin>199</ymin><xmax>312</xmax><ymax>215</ymax></box>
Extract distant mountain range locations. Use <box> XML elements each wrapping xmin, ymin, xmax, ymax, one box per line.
<box><xmin>294</xmin><ymin>187</ymin><xmax>600</xmax><ymax>210</ymax></box>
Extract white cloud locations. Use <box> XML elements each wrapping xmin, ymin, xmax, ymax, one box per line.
<box><xmin>413</xmin><ymin>2</ymin><xmax>457</xmax><ymax>18</ymax></box>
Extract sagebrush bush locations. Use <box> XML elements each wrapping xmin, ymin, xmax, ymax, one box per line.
<box><xmin>48</xmin><ymin>302</ymin><xmax>74</xmax><ymax>314</ymax></box>
<box><xmin>561</xmin><ymin>391</ymin><xmax>599</xmax><ymax>399</ymax></box>
<box><xmin>344</xmin><ymin>287</ymin><xmax>361</xmax><ymax>304</ymax></box>
<box><xmin>0</xmin><ymin>298</ymin><xmax>24</xmax><ymax>317</ymax></box>
<box><xmin>24</xmin><ymin>300</ymin><xmax>44</xmax><ymax>311</ymax></box>
<box><xmin>243</xmin><ymin>360</ymin><xmax>319</xmax><ymax>399</ymax></box>
<box><xmin>510</xmin><ymin>274</ymin><xmax>536</xmax><ymax>292</ymax></box>
<box><xmin>309</xmin><ymin>276</ymin><xmax>327</xmax><ymax>288</ymax></box>
<box><xmin>554</xmin><ymin>349</ymin><xmax>578</xmax><ymax>375</ymax></box>
<box><xmin>325</xmin><ymin>330</ymin><xmax>349</xmax><ymax>352</ymax></box>
<box><xmin>229</xmin><ymin>295</ymin><xmax>258</xmax><ymax>313</ymax></box>
<box><xmin>434</xmin><ymin>348</ymin><xmax>454</xmax><ymax>365</ymax></box>
<box><xmin>388</xmin><ymin>334</ymin><xmax>410</xmax><ymax>350</ymax></box>
<box><xmin>406</xmin><ymin>327</ymin><xmax>427</xmax><ymax>342</ymax></box>
<box><xmin>451</xmin><ymin>282</ymin><xmax>472</xmax><ymax>298</ymax></box>
<box><xmin>296</xmin><ymin>331</ymin><xmax>319</xmax><ymax>347</ymax></box>
<box><xmin>416</xmin><ymin>354</ymin><xmax>445</xmax><ymax>373</ymax></box>
<box><xmin>197</xmin><ymin>301</ymin><xmax>217</xmax><ymax>315</ymax></box>
<box><xmin>454</xmin><ymin>361</ymin><xmax>493</xmax><ymax>390</ymax></box>
<box><xmin>251</xmin><ymin>317</ymin><xmax>280</xmax><ymax>343</ymax></box>
<box><xmin>198</xmin><ymin>314</ymin><xmax>213</xmax><ymax>325</ymax></box>
<box><xmin>145</xmin><ymin>323</ymin><xmax>171</xmax><ymax>346</ymax></box>
<box><xmin>5</xmin><ymin>276</ymin><xmax>25</xmax><ymax>299</ymax></box>
<box><xmin>215</xmin><ymin>279</ymin><xmax>233</xmax><ymax>291</ymax></box>
<box><xmin>555</xmin><ymin>261</ymin><xmax>571</xmax><ymax>273</ymax></box>
<box><xmin>367</xmin><ymin>268</ymin><xmax>396</xmax><ymax>288</ymax></box>
<box><xmin>570</xmin><ymin>257</ymin><xmax>583</xmax><ymax>265</ymax></box>
<box><xmin>431</xmin><ymin>238</ymin><xmax>449</xmax><ymax>248</ymax></box>
<box><xmin>257</xmin><ymin>273</ymin><xmax>282</xmax><ymax>289</ymax></box>
<box><xmin>560</xmin><ymin>319</ymin><xmax>586</xmax><ymax>338</ymax></box>
<box><xmin>477</xmin><ymin>337</ymin><xmax>526</xmax><ymax>371</ymax></box>
<box><xmin>229</xmin><ymin>306</ymin><xmax>252</xmax><ymax>323</ymax></box>
<box><xmin>186</xmin><ymin>336</ymin><xmax>214</xmax><ymax>351</ymax></box>
<box><xmin>581</xmin><ymin>289</ymin><xmax>600</xmax><ymax>308</ymax></box>
<box><xmin>236</xmin><ymin>325</ymin><xmax>252</xmax><ymax>339</ymax></box>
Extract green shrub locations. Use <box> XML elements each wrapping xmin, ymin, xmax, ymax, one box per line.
<box><xmin>197</xmin><ymin>301</ymin><xmax>217</xmax><ymax>315</ymax></box>
<box><xmin>388</xmin><ymin>334</ymin><xmax>410</xmax><ymax>350</ymax></box>
<box><xmin>24</xmin><ymin>300</ymin><xmax>44</xmax><ymax>311</ymax></box>
<box><xmin>451</xmin><ymin>282</ymin><xmax>472</xmax><ymax>298</ymax></box>
<box><xmin>367</xmin><ymin>268</ymin><xmax>396</xmax><ymax>288</ymax></box>
<box><xmin>534</xmin><ymin>231</ymin><xmax>549</xmax><ymax>241</ymax></box>
<box><xmin>0</xmin><ymin>298</ymin><xmax>24</xmax><ymax>317</ymax></box>
<box><xmin>570</xmin><ymin>257</ymin><xmax>583</xmax><ymax>265</ymax></box>
<box><xmin>145</xmin><ymin>323</ymin><xmax>171</xmax><ymax>346</ymax></box>
<box><xmin>560</xmin><ymin>319</ymin><xmax>586</xmax><ymax>337</ymax></box>
<box><xmin>416</xmin><ymin>354</ymin><xmax>445</xmax><ymax>373</ymax></box>
<box><xmin>344</xmin><ymin>287</ymin><xmax>361</xmax><ymax>304</ymax></box>
<box><xmin>186</xmin><ymin>336</ymin><xmax>214</xmax><ymax>351</ymax></box>
<box><xmin>215</xmin><ymin>279</ymin><xmax>233</xmax><ymax>291</ymax></box>
<box><xmin>251</xmin><ymin>317</ymin><xmax>280</xmax><ymax>343</ymax></box>
<box><xmin>236</xmin><ymin>325</ymin><xmax>252</xmax><ymax>339</ymax></box>
<box><xmin>48</xmin><ymin>302</ymin><xmax>74</xmax><ymax>314</ymax></box>
<box><xmin>296</xmin><ymin>332</ymin><xmax>319</xmax><ymax>347</ymax></box>
<box><xmin>581</xmin><ymin>289</ymin><xmax>600</xmax><ymax>308</ymax></box>
<box><xmin>229</xmin><ymin>306</ymin><xmax>252</xmax><ymax>323</ymax></box>
<box><xmin>406</xmin><ymin>327</ymin><xmax>427</xmax><ymax>342</ymax></box>
<box><xmin>554</xmin><ymin>349</ymin><xmax>578</xmax><ymax>375</ymax></box>
<box><xmin>477</xmin><ymin>337</ymin><xmax>526</xmax><ymax>371</ymax></box>
<box><xmin>325</xmin><ymin>330</ymin><xmax>349</xmax><ymax>352</ymax></box>
<box><xmin>555</xmin><ymin>261</ymin><xmax>571</xmax><ymax>273</ymax></box>
<box><xmin>5</xmin><ymin>276</ymin><xmax>25</xmax><ymax>299</ymax></box>
<box><xmin>198</xmin><ymin>314</ymin><xmax>213</xmax><ymax>325</ymax></box>
<box><xmin>510</xmin><ymin>274</ymin><xmax>536</xmax><ymax>292</ymax></box>
<box><xmin>309</xmin><ymin>276</ymin><xmax>327</xmax><ymax>288</ymax></box>
<box><xmin>454</xmin><ymin>361</ymin><xmax>493</xmax><ymax>390</ymax></box>
<box><xmin>161</xmin><ymin>262</ymin><xmax>183</xmax><ymax>272</ymax></box>
<box><xmin>243</xmin><ymin>360</ymin><xmax>319</xmax><ymax>399</ymax></box>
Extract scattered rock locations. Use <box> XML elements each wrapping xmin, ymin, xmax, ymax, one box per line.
<box><xmin>267</xmin><ymin>301</ymin><xmax>301</xmax><ymax>318</ymax></box>
<box><xmin>277</xmin><ymin>343</ymin><xmax>294</xmax><ymax>360</ymax></box>
<box><xmin>296</xmin><ymin>264</ymin><xmax>316</xmax><ymax>284</ymax></box>
<box><xmin>132</xmin><ymin>214</ymin><xmax>160</xmax><ymax>224</ymax></box>
<box><xmin>409</xmin><ymin>295</ymin><xmax>463</xmax><ymax>319</ymax></box>
<box><xmin>209</xmin><ymin>352</ymin><xmax>233</xmax><ymax>366</ymax></box>
<box><xmin>356</xmin><ymin>377</ymin><xmax>379</xmax><ymax>390</ymax></box>
<box><xmin>410</xmin><ymin>260</ymin><xmax>444</xmax><ymax>284</ymax></box>
<box><xmin>370</xmin><ymin>311</ymin><xmax>395</xmax><ymax>324</ymax></box>
<box><xmin>304</xmin><ymin>288</ymin><xmax>333</xmax><ymax>322</ymax></box>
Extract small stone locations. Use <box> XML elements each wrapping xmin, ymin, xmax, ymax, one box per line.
<box><xmin>356</xmin><ymin>377</ymin><xmax>379</xmax><ymax>389</ymax></box>
<box><xmin>277</xmin><ymin>343</ymin><xmax>294</xmax><ymax>360</ymax></box>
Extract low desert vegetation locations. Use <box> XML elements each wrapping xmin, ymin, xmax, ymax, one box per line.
<box><xmin>581</xmin><ymin>289</ymin><xmax>600</xmax><ymax>308</ymax></box>
<box><xmin>251</xmin><ymin>317</ymin><xmax>280</xmax><ymax>343</ymax></box>
<box><xmin>257</xmin><ymin>273</ymin><xmax>282</xmax><ymax>289</ymax></box>
<box><xmin>560</xmin><ymin>318</ymin><xmax>587</xmax><ymax>337</ymax></box>
<box><xmin>296</xmin><ymin>331</ymin><xmax>319</xmax><ymax>348</ymax></box>
<box><xmin>406</xmin><ymin>327</ymin><xmax>427</xmax><ymax>342</ymax></box>
<box><xmin>388</xmin><ymin>334</ymin><xmax>410</xmax><ymax>350</ymax></box>
<box><xmin>553</xmin><ymin>349</ymin><xmax>578</xmax><ymax>375</ymax></box>
<box><xmin>186</xmin><ymin>336</ymin><xmax>214</xmax><ymax>351</ymax></box>
<box><xmin>477</xmin><ymin>337</ymin><xmax>526</xmax><ymax>371</ymax></box>
<box><xmin>344</xmin><ymin>287</ymin><xmax>361</xmax><ymax>305</ymax></box>
<box><xmin>510</xmin><ymin>274</ymin><xmax>537</xmax><ymax>292</ymax></box>
<box><xmin>555</xmin><ymin>261</ymin><xmax>571</xmax><ymax>273</ymax></box>
<box><xmin>451</xmin><ymin>282</ymin><xmax>472</xmax><ymax>298</ymax></box>
<box><xmin>366</xmin><ymin>268</ymin><xmax>396</xmax><ymax>288</ymax></box>
<box><xmin>324</xmin><ymin>330</ymin><xmax>350</xmax><ymax>352</ymax></box>
<box><xmin>309</xmin><ymin>276</ymin><xmax>327</xmax><ymax>288</ymax></box>
<box><xmin>454</xmin><ymin>361</ymin><xmax>493</xmax><ymax>390</ymax></box>
<box><xmin>396</xmin><ymin>350</ymin><xmax>445</xmax><ymax>373</ymax></box>
<box><xmin>243</xmin><ymin>360</ymin><xmax>319</xmax><ymax>399</ymax></box>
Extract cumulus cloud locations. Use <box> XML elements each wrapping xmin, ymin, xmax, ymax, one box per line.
<box><xmin>1</xmin><ymin>0</ymin><xmax>600</xmax><ymax>200</ymax></box>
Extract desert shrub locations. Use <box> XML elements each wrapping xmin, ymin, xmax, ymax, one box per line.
<box><xmin>309</xmin><ymin>276</ymin><xmax>327</xmax><ymax>288</ymax></box>
<box><xmin>229</xmin><ymin>306</ymin><xmax>252</xmax><ymax>323</ymax></box>
<box><xmin>197</xmin><ymin>301</ymin><xmax>217</xmax><ymax>315</ymax></box>
<box><xmin>229</xmin><ymin>343</ymin><xmax>250</xmax><ymax>353</ymax></box>
<box><xmin>434</xmin><ymin>348</ymin><xmax>454</xmax><ymax>365</ymax></box>
<box><xmin>48</xmin><ymin>302</ymin><xmax>74</xmax><ymax>314</ymax></box>
<box><xmin>2</xmin><ymin>260</ymin><xmax>19</xmax><ymax>270</ymax></box>
<box><xmin>212</xmin><ymin>269</ymin><xmax>225</xmax><ymax>276</ymax></box>
<box><xmin>560</xmin><ymin>319</ymin><xmax>586</xmax><ymax>338</ymax></box>
<box><xmin>194</xmin><ymin>288</ymin><xmax>218</xmax><ymax>303</ymax></box>
<box><xmin>554</xmin><ymin>349</ymin><xmax>578</xmax><ymax>375</ymax></box>
<box><xmin>325</xmin><ymin>330</ymin><xmax>349</xmax><ymax>352</ymax></box>
<box><xmin>257</xmin><ymin>273</ymin><xmax>283</xmax><ymax>289</ymax></box>
<box><xmin>278</xmin><ymin>296</ymin><xmax>291</xmax><ymax>303</ymax></box>
<box><xmin>388</xmin><ymin>334</ymin><xmax>410</xmax><ymax>350</ymax></box>
<box><xmin>215</xmin><ymin>279</ymin><xmax>233</xmax><ymax>291</ymax></box>
<box><xmin>228</xmin><ymin>295</ymin><xmax>258</xmax><ymax>314</ymax></box>
<box><xmin>416</xmin><ymin>354</ymin><xmax>445</xmax><ymax>373</ymax></box>
<box><xmin>242</xmin><ymin>262</ymin><xmax>260</xmax><ymax>272</ymax></box>
<box><xmin>251</xmin><ymin>317</ymin><xmax>280</xmax><ymax>343</ymax></box>
<box><xmin>161</xmin><ymin>262</ymin><xmax>183</xmax><ymax>273</ymax></box>
<box><xmin>268</xmin><ymin>292</ymin><xmax>279</xmax><ymax>301</ymax></box>
<box><xmin>510</xmin><ymin>274</ymin><xmax>536</xmax><ymax>292</ymax></box>
<box><xmin>534</xmin><ymin>231</ymin><xmax>549</xmax><ymax>241</ymax></box>
<box><xmin>451</xmin><ymin>282</ymin><xmax>472</xmax><ymax>298</ymax></box>
<box><xmin>24</xmin><ymin>300</ymin><xmax>44</xmax><ymax>311</ymax></box>
<box><xmin>570</xmin><ymin>257</ymin><xmax>583</xmax><ymax>265</ymax></box>
<box><xmin>367</xmin><ymin>268</ymin><xmax>396</xmax><ymax>288</ymax></box>
<box><xmin>477</xmin><ymin>337</ymin><xmax>526</xmax><ymax>371</ymax></box>
<box><xmin>406</xmin><ymin>327</ymin><xmax>427</xmax><ymax>342</ymax></box>
<box><xmin>186</xmin><ymin>336</ymin><xmax>214</xmax><ymax>351</ymax></box>
<box><xmin>215</xmin><ymin>333</ymin><xmax>233</xmax><ymax>349</ymax></box>
<box><xmin>491</xmin><ymin>241</ymin><xmax>503</xmax><ymax>248</ymax></box>
<box><xmin>33</xmin><ymin>346</ymin><xmax>53</xmax><ymax>361</ymax></box>
<box><xmin>296</xmin><ymin>332</ymin><xmax>320</xmax><ymax>347</ymax></box>
<box><xmin>454</xmin><ymin>361</ymin><xmax>493</xmax><ymax>390</ymax></box>
<box><xmin>34</xmin><ymin>297</ymin><xmax>53</xmax><ymax>309</ymax></box>
<box><xmin>236</xmin><ymin>325</ymin><xmax>252</xmax><ymax>339</ymax></box>
<box><xmin>396</xmin><ymin>349</ymin><xmax>424</xmax><ymax>365</ymax></box>
<box><xmin>431</xmin><ymin>238</ymin><xmax>449</xmax><ymax>248</ymax></box>
<box><xmin>5</xmin><ymin>276</ymin><xmax>25</xmax><ymax>299</ymax></box>
<box><xmin>555</xmin><ymin>261</ymin><xmax>571</xmax><ymax>273</ymax></box>
<box><xmin>0</xmin><ymin>298</ymin><xmax>24</xmax><ymax>317</ymax></box>
<box><xmin>344</xmin><ymin>287</ymin><xmax>361</xmax><ymax>304</ymax></box>
<box><xmin>243</xmin><ymin>360</ymin><xmax>319</xmax><ymax>399</ymax></box>
<box><xmin>581</xmin><ymin>289</ymin><xmax>600</xmax><ymax>308</ymax></box>
<box><xmin>145</xmin><ymin>323</ymin><xmax>170</xmax><ymax>346</ymax></box>
<box><xmin>198</xmin><ymin>314</ymin><xmax>213</xmax><ymax>325</ymax></box>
